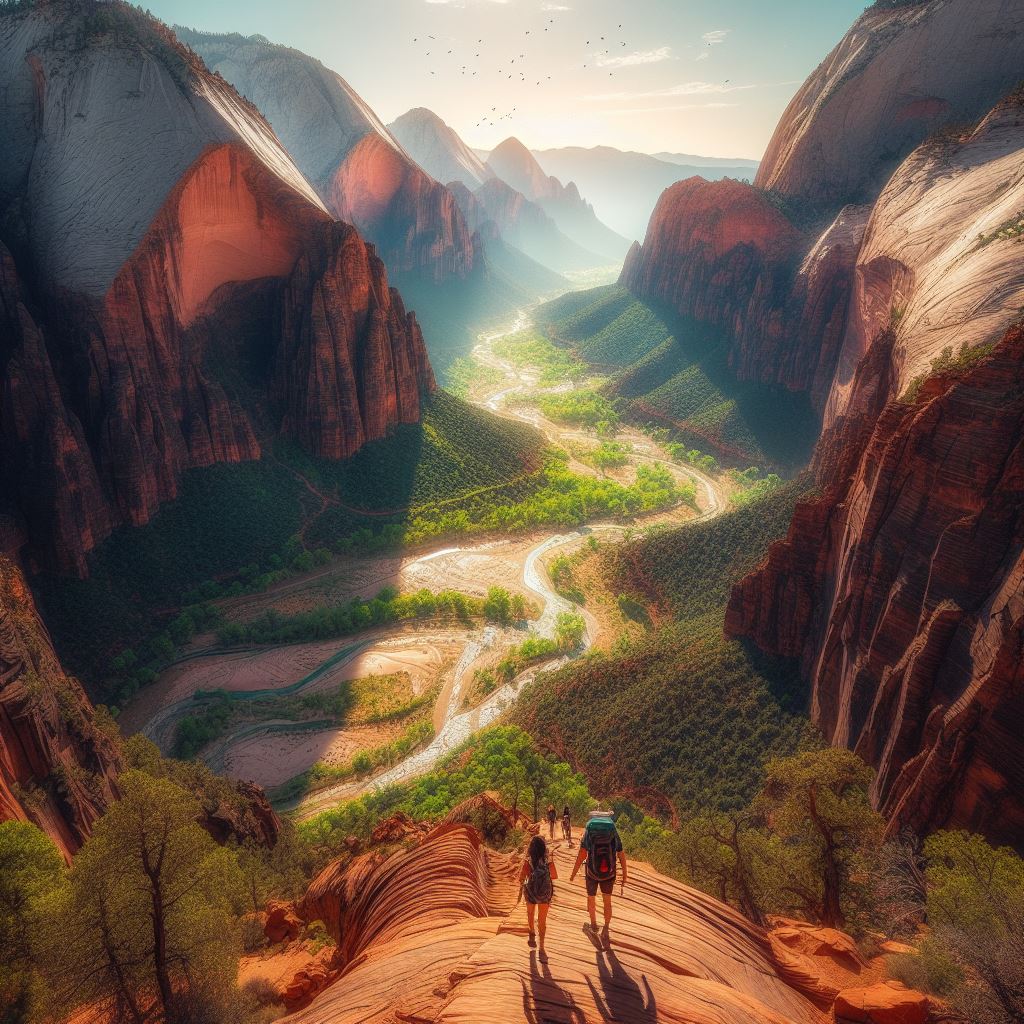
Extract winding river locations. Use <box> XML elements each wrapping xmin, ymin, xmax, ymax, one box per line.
<box><xmin>137</xmin><ymin>296</ymin><xmax>727</xmax><ymax>817</ymax></box>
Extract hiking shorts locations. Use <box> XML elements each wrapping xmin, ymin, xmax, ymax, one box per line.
<box><xmin>586</xmin><ymin>874</ymin><xmax>615</xmax><ymax>897</ymax></box>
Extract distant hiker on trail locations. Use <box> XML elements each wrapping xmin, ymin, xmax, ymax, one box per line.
<box><xmin>561</xmin><ymin>805</ymin><xmax>573</xmax><ymax>846</ymax></box>
<box><xmin>546</xmin><ymin>804</ymin><xmax>557</xmax><ymax>839</ymax></box>
<box><xmin>570</xmin><ymin>810</ymin><xmax>627</xmax><ymax>950</ymax></box>
<box><xmin>519</xmin><ymin>834</ymin><xmax>557</xmax><ymax>963</ymax></box>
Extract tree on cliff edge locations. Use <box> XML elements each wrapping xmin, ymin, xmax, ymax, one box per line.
<box><xmin>44</xmin><ymin>771</ymin><xmax>243</xmax><ymax>1023</ymax></box>
<box><xmin>757</xmin><ymin>748</ymin><xmax>882</xmax><ymax>927</ymax></box>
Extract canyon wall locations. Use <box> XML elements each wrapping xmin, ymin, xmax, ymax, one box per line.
<box><xmin>0</xmin><ymin>5</ymin><xmax>433</xmax><ymax>574</ymax></box>
<box><xmin>617</xmin><ymin>0</ymin><xmax>1024</xmax><ymax>840</ymax></box>
<box><xmin>722</xmin><ymin>82</ymin><xmax>1024</xmax><ymax>839</ymax></box>
<box><xmin>0</xmin><ymin>555</ymin><xmax>121</xmax><ymax>859</ymax></box>
<box><xmin>178</xmin><ymin>29</ymin><xmax>479</xmax><ymax>285</ymax></box>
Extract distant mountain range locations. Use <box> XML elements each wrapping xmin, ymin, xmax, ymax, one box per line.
<box><xmin>531</xmin><ymin>146</ymin><xmax>760</xmax><ymax>239</ymax></box>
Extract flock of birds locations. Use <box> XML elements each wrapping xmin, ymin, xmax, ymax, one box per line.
<box><xmin>410</xmin><ymin>17</ymin><xmax>632</xmax><ymax>130</ymax></box>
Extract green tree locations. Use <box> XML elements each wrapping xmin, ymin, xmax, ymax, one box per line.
<box><xmin>757</xmin><ymin>748</ymin><xmax>882</xmax><ymax>926</ymax></box>
<box><xmin>0</xmin><ymin>821</ymin><xmax>65</xmax><ymax>1022</ymax></box>
<box><xmin>483</xmin><ymin>586</ymin><xmax>512</xmax><ymax>624</ymax></box>
<box><xmin>44</xmin><ymin>771</ymin><xmax>243</xmax><ymax>1024</ymax></box>
<box><xmin>920</xmin><ymin>831</ymin><xmax>1024</xmax><ymax>1024</ymax></box>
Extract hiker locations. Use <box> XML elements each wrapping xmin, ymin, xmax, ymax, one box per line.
<box><xmin>520</xmin><ymin>834</ymin><xmax>557</xmax><ymax>962</ymax></box>
<box><xmin>561</xmin><ymin>805</ymin><xmax>572</xmax><ymax>846</ymax></box>
<box><xmin>546</xmin><ymin>804</ymin><xmax>557</xmax><ymax>839</ymax></box>
<box><xmin>569</xmin><ymin>810</ymin><xmax>627</xmax><ymax>949</ymax></box>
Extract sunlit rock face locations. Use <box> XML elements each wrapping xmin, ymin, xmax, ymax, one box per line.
<box><xmin>178</xmin><ymin>31</ymin><xmax>478</xmax><ymax>284</ymax></box>
<box><xmin>727</xmin><ymin>94</ymin><xmax>1024</xmax><ymax>844</ymax></box>
<box><xmin>755</xmin><ymin>0</ymin><xmax>1024</xmax><ymax>208</ymax></box>
<box><xmin>0</xmin><ymin>555</ymin><xmax>120</xmax><ymax>859</ymax></box>
<box><xmin>0</xmin><ymin>4</ymin><xmax>434</xmax><ymax>574</ymax></box>
<box><xmin>620</xmin><ymin>177</ymin><xmax>868</xmax><ymax>405</ymax></box>
<box><xmin>283</xmin><ymin>820</ymin><xmax>842</xmax><ymax>1023</ymax></box>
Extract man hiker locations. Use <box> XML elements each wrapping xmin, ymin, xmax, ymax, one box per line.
<box><xmin>570</xmin><ymin>810</ymin><xmax>627</xmax><ymax>949</ymax></box>
<box><xmin>561</xmin><ymin>804</ymin><xmax>573</xmax><ymax>846</ymax></box>
<box><xmin>546</xmin><ymin>804</ymin><xmax>557</xmax><ymax>839</ymax></box>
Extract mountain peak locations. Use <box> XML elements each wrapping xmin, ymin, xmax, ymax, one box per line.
<box><xmin>388</xmin><ymin>106</ymin><xmax>493</xmax><ymax>190</ymax></box>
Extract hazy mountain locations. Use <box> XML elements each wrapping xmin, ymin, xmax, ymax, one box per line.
<box><xmin>388</xmin><ymin>107</ymin><xmax>494</xmax><ymax>190</ymax></box>
<box><xmin>486</xmin><ymin>137</ymin><xmax>630</xmax><ymax>262</ymax></box>
<box><xmin>532</xmin><ymin>145</ymin><xmax>761</xmax><ymax>239</ymax></box>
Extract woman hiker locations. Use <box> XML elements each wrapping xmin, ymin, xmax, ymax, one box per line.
<box><xmin>520</xmin><ymin>834</ymin><xmax>557</xmax><ymax>962</ymax></box>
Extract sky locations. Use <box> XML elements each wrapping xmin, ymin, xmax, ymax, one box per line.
<box><xmin>148</xmin><ymin>0</ymin><xmax>868</xmax><ymax>159</ymax></box>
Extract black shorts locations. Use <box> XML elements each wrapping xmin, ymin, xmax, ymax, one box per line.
<box><xmin>586</xmin><ymin>874</ymin><xmax>615</xmax><ymax>897</ymax></box>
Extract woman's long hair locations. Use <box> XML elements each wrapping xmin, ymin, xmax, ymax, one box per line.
<box><xmin>528</xmin><ymin>835</ymin><xmax>547</xmax><ymax>868</ymax></box>
<box><xmin>562</xmin><ymin>805</ymin><xmax>570</xmax><ymax>817</ymax></box>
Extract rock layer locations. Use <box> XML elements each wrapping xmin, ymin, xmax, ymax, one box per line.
<box><xmin>0</xmin><ymin>4</ymin><xmax>434</xmax><ymax>573</ymax></box>
<box><xmin>284</xmin><ymin>822</ymin><xmax>836</xmax><ymax>1024</ymax></box>
<box><xmin>0</xmin><ymin>555</ymin><xmax>120</xmax><ymax>858</ymax></box>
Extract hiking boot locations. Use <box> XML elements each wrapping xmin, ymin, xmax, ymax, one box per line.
<box><xmin>528</xmin><ymin>932</ymin><xmax>537</xmax><ymax>948</ymax></box>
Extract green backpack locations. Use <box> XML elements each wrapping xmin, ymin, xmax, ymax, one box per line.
<box><xmin>584</xmin><ymin>816</ymin><xmax>618</xmax><ymax>881</ymax></box>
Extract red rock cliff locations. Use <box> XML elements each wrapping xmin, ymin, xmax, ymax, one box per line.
<box><xmin>727</xmin><ymin>325</ymin><xmax>1024</xmax><ymax>844</ymax></box>
<box><xmin>0</xmin><ymin>5</ymin><xmax>435</xmax><ymax>574</ymax></box>
<box><xmin>0</xmin><ymin>556</ymin><xmax>121</xmax><ymax>859</ymax></box>
<box><xmin>620</xmin><ymin>176</ymin><xmax>865</xmax><ymax>403</ymax></box>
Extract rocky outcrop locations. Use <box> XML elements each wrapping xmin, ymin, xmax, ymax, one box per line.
<box><xmin>486</xmin><ymin>136</ymin><xmax>630</xmax><ymax>262</ymax></box>
<box><xmin>178</xmin><ymin>30</ymin><xmax>478</xmax><ymax>285</ymax></box>
<box><xmin>388</xmin><ymin>107</ymin><xmax>494</xmax><ymax>191</ymax></box>
<box><xmin>0</xmin><ymin>555</ymin><xmax>120</xmax><ymax>858</ymax></box>
<box><xmin>755</xmin><ymin>0</ymin><xmax>1024</xmax><ymax>209</ymax></box>
<box><xmin>0</xmin><ymin>4</ymin><xmax>434</xmax><ymax>573</ymax></box>
<box><xmin>283</xmin><ymin>818</ymin><xmax>899</xmax><ymax>1023</ymax></box>
<box><xmin>273</xmin><ymin>219</ymin><xmax>433</xmax><ymax>459</ymax></box>
<box><xmin>620</xmin><ymin>177</ymin><xmax>870</xmax><ymax>405</ymax></box>
<box><xmin>326</xmin><ymin>132</ymin><xmax>476</xmax><ymax>283</ymax></box>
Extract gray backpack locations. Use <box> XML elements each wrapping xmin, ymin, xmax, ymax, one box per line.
<box><xmin>524</xmin><ymin>857</ymin><xmax>553</xmax><ymax>904</ymax></box>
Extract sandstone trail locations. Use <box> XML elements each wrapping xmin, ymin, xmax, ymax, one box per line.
<box><xmin>255</xmin><ymin>812</ymin><xmax>924</xmax><ymax>1024</ymax></box>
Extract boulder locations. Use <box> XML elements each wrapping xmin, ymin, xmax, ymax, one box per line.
<box><xmin>834</xmin><ymin>982</ymin><xmax>929</xmax><ymax>1024</ymax></box>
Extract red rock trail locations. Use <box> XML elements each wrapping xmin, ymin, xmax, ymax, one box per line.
<box><xmin>280</xmin><ymin>822</ymin><xmax>888</xmax><ymax>1024</ymax></box>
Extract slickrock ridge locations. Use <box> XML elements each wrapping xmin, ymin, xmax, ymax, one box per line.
<box><xmin>0</xmin><ymin>3</ymin><xmax>433</xmax><ymax>573</ymax></box>
<box><xmin>388</xmin><ymin>107</ymin><xmax>495</xmax><ymax>191</ymax></box>
<box><xmin>0</xmin><ymin>556</ymin><xmax>120</xmax><ymax>859</ymax></box>
<box><xmin>487</xmin><ymin>137</ymin><xmax>630</xmax><ymax>262</ymax></box>
<box><xmin>277</xmin><ymin>819</ymin><xmax>867</xmax><ymax>1023</ymax></box>
<box><xmin>755</xmin><ymin>0</ymin><xmax>1024</xmax><ymax>208</ymax></box>
<box><xmin>178</xmin><ymin>30</ymin><xmax>478</xmax><ymax>285</ymax></box>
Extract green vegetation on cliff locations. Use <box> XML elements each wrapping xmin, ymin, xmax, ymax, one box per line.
<box><xmin>534</xmin><ymin>284</ymin><xmax>817</xmax><ymax>468</ymax></box>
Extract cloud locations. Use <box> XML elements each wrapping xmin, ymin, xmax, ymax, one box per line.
<box><xmin>425</xmin><ymin>0</ymin><xmax>510</xmax><ymax>5</ymax></box>
<box><xmin>541</xmin><ymin>2</ymin><xmax>571</xmax><ymax>8</ymax></box>
<box><xmin>605</xmin><ymin>102</ymin><xmax>739</xmax><ymax>113</ymax></box>
<box><xmin>584</xmin><ymin>80</ymin><xmax>755</xmax><ymax>102</ymax></box>
<box><xmin>594</xmin><ymin>46</ymin><xmax>672</xmax><ymax>68</ymax></box>
<box><xmin>695</xmin><ymin>51</ymin><xmax>710</xmax><ymax>61</ymax></box>
<box><xmin>701</xmin><ymin>29</ymin><xmax>729</xmax><ymax>45</ymax></box>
